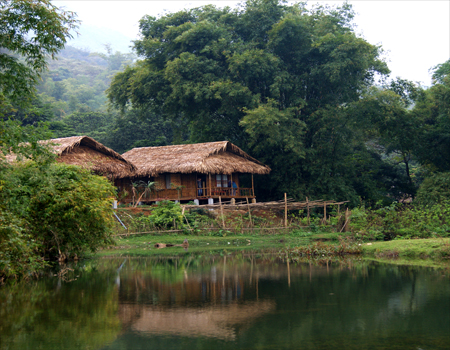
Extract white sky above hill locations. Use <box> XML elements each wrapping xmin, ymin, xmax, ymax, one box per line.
<box><xmin>54</xmin><ymin>0</ymin><xmax>450</xmax><ymax>87</ymax></box>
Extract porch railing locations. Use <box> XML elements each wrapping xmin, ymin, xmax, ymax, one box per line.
<box><xmin>122</xmin><ymin>187</ymin><xmax>254</xmax><ymax>203</ymax></box>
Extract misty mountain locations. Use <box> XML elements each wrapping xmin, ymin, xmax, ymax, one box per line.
<box><xmin>67</xmin><ymin>24</ymin><xmax>134</xmax><ymax>54</ymax></box>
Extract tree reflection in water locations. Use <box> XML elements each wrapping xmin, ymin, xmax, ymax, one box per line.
<box><xmin>0</xmin><ymin>251</ymin><xmax>449</xmax><ymax>350</ymax></box>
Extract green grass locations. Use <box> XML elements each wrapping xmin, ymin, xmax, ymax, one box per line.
<box><xmin>364</xmin><ymin>256</ymin><xmax>450</xmax><ymax>269</ymax></box>
<box><xmin>361</xmin><ymin>238</ymin><xmax>450</xmax><ymax>259</ymax></box>
<box><xmin>92</xmin><ymin>231</ymin><xmax>450</xmax><ymax>270</ymax></box>
<box><xmin>94</xmin><ymin>232</ymin><xmax>312</xmax><ymax>257</ymax></box>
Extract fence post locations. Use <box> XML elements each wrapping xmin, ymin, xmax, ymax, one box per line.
<box><xmin>284</xmin><ymin>193</ymin><xmax>288</xmax><ymax>228</ymax></box>
<box><xmin>219</xmin><ymin>196</ymin><xmax>225</xmax><ymax>228</ymax></box>
<box><xmin>246</xmin><ymin>197</ymin><xmax>253</xmax><ymax>227</ymax></box>
<box><xmin>306</xmin><ymin>197</ymin><xmax>310</xmax><ymax>225</ymax></box>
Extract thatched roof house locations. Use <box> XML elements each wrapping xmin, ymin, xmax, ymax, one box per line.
<box><xmin>7</xmin><ymin>136</ymin><xmax>136</xmax><ymax>179</ymax></box>
<box><xmin>122</xmin><ymin>141</ymin><xmax>270</xmax><ymax>177</ymax></box>
<box><xmin>47</xmin><ymin>136</ymin><xmax>136</xmax><ymax>178</ymax></box>
<box><xmin>119</xmin><ymin>141</ymin><xmax>270</xmax><ymax>203</ymax></box>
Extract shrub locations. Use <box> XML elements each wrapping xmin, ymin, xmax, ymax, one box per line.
<box><xmin>349</xmin><ymin>201</ymin><xmax>450</xmax><ymax>240</ymax></box>
<box><xmin>148</xmin><ymin>201</ymin><xmax>185</xmax><ymax>229</ymax></box>
<box><xmin>0</xmin><ymin>161</ymin><xmax>116</xmax><ymax>280</ymax></box>
<box><xmin>416</xmin><ymin>172</ymin><xmax>450</xmax><ymax>205</ymax></box>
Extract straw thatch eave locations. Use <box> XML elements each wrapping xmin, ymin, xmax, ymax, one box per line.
<box><xmin>122</xmin><ymin>141</ymin><xmax>271</xmax><ymax>177</ymax></box>
<box><xmin>48</xmin><ymin>136</ymin><xmax>136</xmax><ymax>178</ymax></box>
<box><xmin>6</xmin><ymin>136</ymin><xmax>136</xmax><ymax>179</ymax></box>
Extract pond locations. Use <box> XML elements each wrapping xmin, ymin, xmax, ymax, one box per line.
<box><xmin>1</xmin><ymin>250</ymin><xmax>449</xmax><ymax>350</ymax></box>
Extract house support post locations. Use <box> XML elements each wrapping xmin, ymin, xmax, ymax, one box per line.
<box><xmin>230</xmin><ymin>173</ymin><xmax>233</xmax><ymax>197</ymax></box>
<box><xmin>209</xmin><ymin>173</ymin><xmax>212</xmax><ymax>197</ymax></box>
<box><xmin>208</xmin><ymin>197</ymin><xmax>214</xmax><ymax>211</ymax></box>
<box><xmin>251</xmin><ymin>174</ymin><xmax>254</xmax><ymax>197</ymax></box>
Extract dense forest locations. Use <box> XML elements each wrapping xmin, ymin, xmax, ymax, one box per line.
<box><xmin>3</xmin><ymin>0</ymin><xmax>450</xmax><ymax>207</ymax></box>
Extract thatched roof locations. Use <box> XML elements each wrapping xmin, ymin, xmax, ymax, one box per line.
<box><xmin>122</xmin><ymin>141</ymin><xmax>271</xmax><ymax>177</ymax></box>
<box><xmin>7</xmin><ymin>136</ymin><xmax>136</xmax><ymax>179</ymax></box>
<box><xmin>49</xmin><ymin>136</ymin><xmax>136</xmax><ymax>178</ymax></box>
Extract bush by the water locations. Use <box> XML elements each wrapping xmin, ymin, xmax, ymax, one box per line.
<box><xmin>282</xmin><ymin>237</ymin><xmax>363</xmax><ymax>261</ymax></box>
<box><xmin>0</xmin><ymin>161</ymin><xmax>116</xmax><ymax>281</ymax></box>
<box><xmin>350</xmin><ymin>201</ymin><xmax>450</xmax><ymax>240</ymax></box>
<box><xmin>129</xmin><ymin>200</ymin><xmax>212</xmax><ymax>233</ymax></box>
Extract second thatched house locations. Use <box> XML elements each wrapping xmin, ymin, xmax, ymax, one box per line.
<box><xmin>119</xmin><ymin>141</ymin><xmax>271</xmax><ymax>204</ymax></box>
<box><xmin>15</xmin><ymin>136</ymin><xmax>136</xmax><ymax>179</ymax></box>
<box><xmin>47</xmin><ymin>136</ymin><xmax>136</xmax><ymax>179</ymax></box>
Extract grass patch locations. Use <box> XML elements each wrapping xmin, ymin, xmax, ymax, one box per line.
<box><xmin>363</xmin><ymin>257</ymin><xmax>450</xmax><ymax>269</ymax></box>
<box><xmin>361</xmin><ymin>238</ymin><xmax>450</xmax><ymax>259</ymax></box>
<box><xmin>95</xmin><ymin>229</ymin><xmax>450</xmax><ymax>269</ymax></box>
<box><xmin>94</xmin><ymin>233</ymin><xmax>311</xmax><ymax>257</ymax></box>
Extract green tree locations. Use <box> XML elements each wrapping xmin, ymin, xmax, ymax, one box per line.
<box><xmin>350</xmin><ymin>80</ymin><xmax>424</xmax><ymax>198</ymax></box>
<box><xmin>416</xmin><ymin>172</ymin><xmax>450</xmax><ymax>205</ymax></box>
<box><xmin>431</xmin><ymin>58</ymin><xmax>450</xmax><ymax>85</ymax></box>
<box><xmin>0</xmin><ymin>161</ymin><xmax>116</xmax><ymax>280</ymax></box>
<box><xmin>413</xmin><ymin>61</ymin><xmax>450</xmax><ymax>172</ymax></box>
<box><xmin>109</xmin><ymin>0</ymin><xmax>389</xmax><ymax>203</ymax></box>
<box><xmin>0</xmin><ymin>0</ymin><xmax>78</xmax><ymax>103</ymax></box>
<box><xmin>101</xmin><ymin>108</ymin><xmax>173</xmax><ymax>153</ymax></box>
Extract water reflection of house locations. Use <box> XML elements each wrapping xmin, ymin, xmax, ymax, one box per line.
<box><xmin>119</xmin><ymin>141</ymin><xmax>271</xmax><ymax>204</ymax></box>
<box><xmin>116</xmin><ymin>257</ymin><xmax>279</xmax><ymax>340</ymax></box>
<box><xmin>115</xmin><ymin>256</ymin><xmax>360</xmax><ymax>340</ymax></box>
<box><xmin>119</xmin><ymin>302</ymin><xmax>274</xmax><ymax>340</ymax></box>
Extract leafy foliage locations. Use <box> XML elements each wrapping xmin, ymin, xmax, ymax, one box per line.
<box><xmin>350</xmin><ymin>202</ymin><xmax>450</xmax><ymax>240</ymax></box>
<box><xmin>130</xmin><ymin>201</ymin><xmax>210</xmax><ymax>233</ymax></box>
<box><xmin>108</xmin><ymin>0</ymin><xmax>394</xmax><ymax>204</ymax></box>
<box><xmin>416</xmin><ymin>172</ymin><xmax>450</xmax><ymax>205</ymax></box>
<box><xmin>0</xmin><ymin>160</ymin><xmax>116</xmax><ymax>280</ymax></box>
<box><xmin>0</xmin><ymin>0</ymin><xmax>78</xmax><ymax>103</ymax></box>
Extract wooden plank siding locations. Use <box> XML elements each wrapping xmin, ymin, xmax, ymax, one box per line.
<box><xmin>115</xmin><ymin>173</ymin><xmax>254</xmax><ymax>204</ymax></box>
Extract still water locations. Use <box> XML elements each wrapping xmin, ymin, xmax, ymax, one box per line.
<box><xmin>1</xmin><ymin>251</ymin><xmax>449</xmax><ymax>350</ymax></box>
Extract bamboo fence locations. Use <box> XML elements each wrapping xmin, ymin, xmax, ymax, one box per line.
<box><xmin>114</xmin><ymin>196</ymin><xmax>350</xmax><ymax>236</ymax></box>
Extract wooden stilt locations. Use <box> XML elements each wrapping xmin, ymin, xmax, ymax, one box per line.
<box><xmin>323</xmin><ymin>203</ymin><xmax>327</xmax><ymax>225</ymax></box>
<box><xmin>209</xmin><ymin>173</ymin><xmax>212</xmax><ymax>198</ymax></box>
<box><xmin>251</xmin><ymin>174</ymin><xmax>254</xmax><ymax>197</ymax></box>
<box><xmin>230</xmin><ymin>173</ymin><xmax>233</xmax><ymax>197</ymax></box>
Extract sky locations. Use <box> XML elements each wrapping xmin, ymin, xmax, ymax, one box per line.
<box><xmin>53</xmin><ymin>0</ymin><xmax>450</xmax><ymax>87</ymax></box>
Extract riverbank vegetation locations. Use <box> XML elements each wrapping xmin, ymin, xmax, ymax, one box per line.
<box><xmin>0</xmin><ymin>1</ymin><xmax>116</xmax><ymax>282</ymax></box>
<box><xmin>0</xmin><ymin>141</ymin><xmax>117</xmax><ymax>281</ymax></box>
<box><xmin>106</xmin><ymin>198</ymin><xmax>450</xmax><ymax>262</ymax></box>
<box><xmin>2</xmin><ymin>0</ymin><xmax>450</xmax><ymax>281</ymax></box>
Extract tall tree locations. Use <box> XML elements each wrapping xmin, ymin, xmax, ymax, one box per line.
<box><xmin>108</xmin><ymin>0</ymin><xmax>389</xmax><ymax>203</ymax></box>
<box><xmin>0</xmin><ymin>0</ymin><xmax>78</xmax><ymax>104</ymax></box>
<box><xmin>350</xmin><ymin>79</ymin><xmax>424</xmax><ymax>197</ymax></box>
<box><xmin>413</xmin><ymin>59</ymin><xmax>450</xmax><ymax>172</ymax></box>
